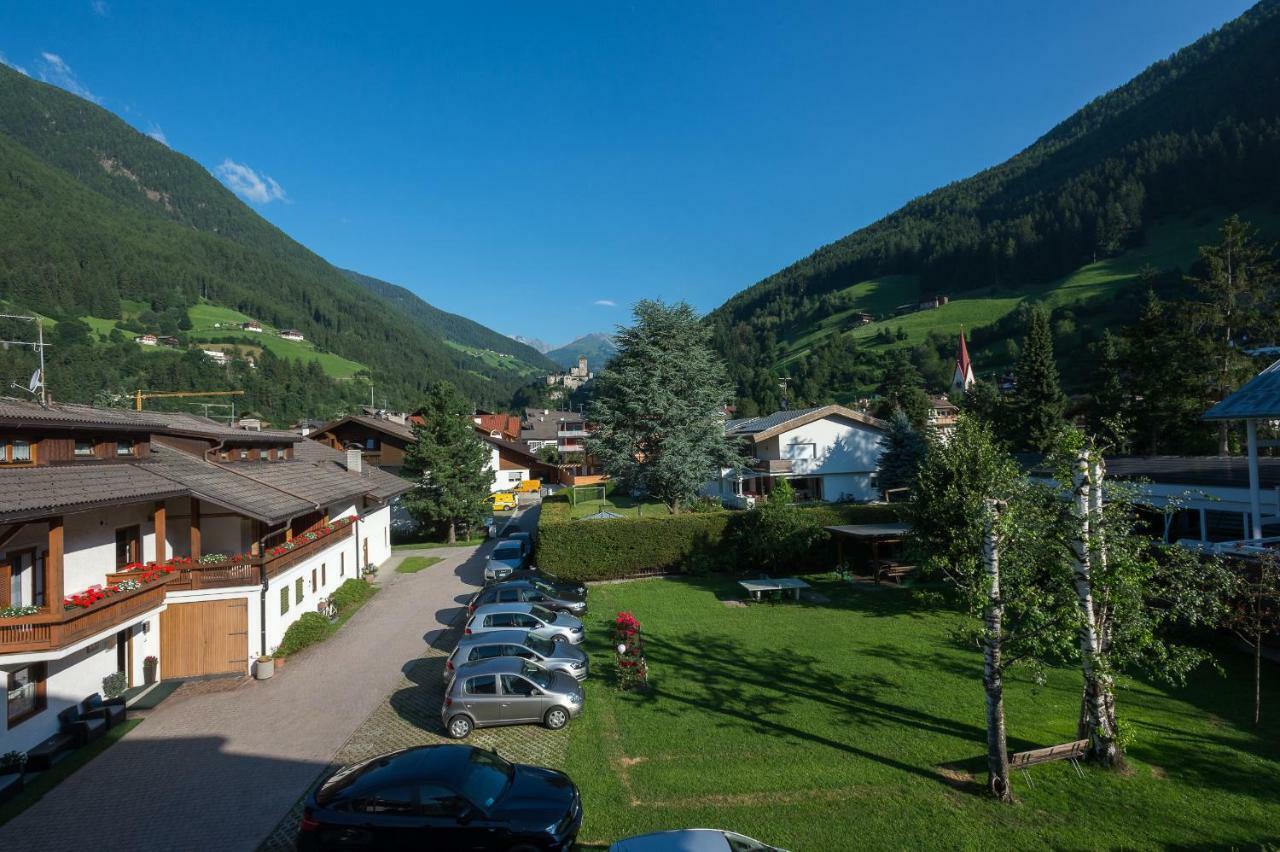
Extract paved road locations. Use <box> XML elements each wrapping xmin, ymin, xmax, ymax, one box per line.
<box><xmin>0</xmin><ymin>538</ymin><xmax>496</xmax><ymax>852</ymax></box>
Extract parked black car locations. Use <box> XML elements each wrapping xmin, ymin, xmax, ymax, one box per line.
<box><xmin>298</xmin><ymin>745</ymin><xmax>581</xmax><ymax>851</ymax></box>
<box><xmin>468</xmin><ymin>579</ymin><xmax>586</xmax><ymax>617</ymax></box>
<box><xmin>487</xmin><ymin>568</ymin><xmax>586</xmax><ymax>599</ymax></box>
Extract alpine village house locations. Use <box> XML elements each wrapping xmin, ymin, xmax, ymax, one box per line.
<box><xmin>1</xmin><ymin>399</ymin><xmax>409</xmax><ymax>757</ymax></box>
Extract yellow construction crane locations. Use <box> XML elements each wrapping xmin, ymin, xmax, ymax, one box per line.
<box><xmin>134</xmin><ymin>389</ymin><xmax>245</xmax><ymax>411</ymax></box>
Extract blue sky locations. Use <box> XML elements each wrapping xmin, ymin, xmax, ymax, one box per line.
<box><xmin>0</xmin><ymin>1</ymin><xmax>1257</xmax><ymax>346</ymax></box>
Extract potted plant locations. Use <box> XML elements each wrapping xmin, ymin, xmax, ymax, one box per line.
<box><xmin>0</xmin><ymin>751</ymin><xmax>26</xmax><ymax>804</ymax></box>
<box><xmin>255</xmin><ymin>655</ymin><xmax>275</xmax><ymax>680</ymax></box>
<box><xmin>103</xmin><ymin>671</ymin><xmax>127</xmax><ymax>700</ymax></box>
<box><xmin>143</xmin><ymin>655</ymin><xmax>158</xmax><ymax>685</ymax></box>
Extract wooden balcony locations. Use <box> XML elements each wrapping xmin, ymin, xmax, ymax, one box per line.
<box><xmin>0</xmin><ymin>580</ymin><xmax>170</xmax><ymax>656</ymax></box>
<box><xmin>751</xmin><ymin>459</ymin><xmax>794</xmax><ymax>474</ymax></box>
<box><xmin>164</xmin><ymin>519</ymin><xmax>356</xmax><ymax>590</ymax></box>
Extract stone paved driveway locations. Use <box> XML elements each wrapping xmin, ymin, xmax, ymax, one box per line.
<box><xmin>0</xmin><ymin>542</ymin><xmax>489</xmax><ymax>852</ymax></box>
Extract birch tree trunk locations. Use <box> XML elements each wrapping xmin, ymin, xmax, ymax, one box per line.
<box><xmin>1089</xmin><ymin>456</ymin><xmax>1118</xmax><ymax>736</ymax></box>
<box><xmin>1071</xmin><ymin>453</ymin><xmax>1119</xmax><ymax>766</ymax></box>
<box><xmin>982</xmin><ymin>499</ymin><xmax>1013</xmax><ymax>802</ymax></box>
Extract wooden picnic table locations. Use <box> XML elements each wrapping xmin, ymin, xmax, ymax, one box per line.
<box><xmin>738</xmin><ymin>577</ymin><xmax>811</xmax><ymax>602</ymax></box>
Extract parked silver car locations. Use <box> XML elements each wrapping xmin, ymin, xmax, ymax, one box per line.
<box><xmin>484</xmin><ymin>539</ymin><xmax>527</xmax><ymax>581</ymax></box>
<box><xmin>441</xmin><ymin>657</ymin><xmax>584</xmax><ymax>739</ymax></box>
<box><xmin>468</xmin><ymin>579</ymin><xmax>587</xmax><ymax>617</ymax></box>
<box><xmin>465</xmin><ymin>603</ymin><xmax>585</xmax><ymax>645</ymax></box>
<box><xmin>609</xmin><ymin>829</ymin><xmax>787</xmax><ymax>852</ymax></box>
<box><xmin>444</xmin><ymin>629</ymin><xmax>589</xmax><ymax>683</ymax></box>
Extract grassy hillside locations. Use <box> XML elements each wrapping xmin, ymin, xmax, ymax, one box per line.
<box><xmin>0</xmin><ymin>63</ymin><xmax>534</xmax><ymax>408</ymax></box>
<box><xmin>776</xmin><ymin>210</ymin><xmax>1280</xmax><ymax>367</ymax></box>
<box><xmin>712</xmin><ymin>0</ymin><xmax>1280</xmax><ymax>411</ymax></box>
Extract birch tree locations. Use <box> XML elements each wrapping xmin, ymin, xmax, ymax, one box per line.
<box><xmin>1224</xmin><ymin>554</ymin><xmax>1280</xmax><ymax>727</ymax></box>
<box><xmin>1047</xmin><ymin>435</ymin><xmax>1233</xmax><ymax>766</ymax></box>
<box><xmin>911</xmin><ymin>416</ymin><xmax>1076</xmax><ymax>800</ymax></box>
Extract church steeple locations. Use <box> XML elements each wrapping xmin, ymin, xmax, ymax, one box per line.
<box><xmin>952</xmin><ymin>328</ymin><xmax>975</xmax><ymax>393</ymax></box>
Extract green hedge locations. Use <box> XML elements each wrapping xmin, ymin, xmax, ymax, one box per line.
<box><xmin>276</xmin><ymin>612</ymin><xmax>330</xmax><ymax>656</ymax></box>
<box><xmin>330</xmin><ymin>578</ymin><xmax>374</xmax><ymax>610</ymax></box>
<box><xmin>535</xmin><ymin>500</ymin><xmax>902</xmax><ymax>581</ymax></box>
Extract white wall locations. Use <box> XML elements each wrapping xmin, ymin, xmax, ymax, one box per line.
<box><xmin>0</xmin><ymin>608</ymin><xmax>162</xmax><ymax>755</ymax></box>
<box><xmin>757</xmin><ymin>416</ymin><xmax>883</xmax><ymax>478</ymax></box>
<box><xmin>262</xmin><ymin>529</ymin><xmax>363</xmax><ymax>654</ymax></box>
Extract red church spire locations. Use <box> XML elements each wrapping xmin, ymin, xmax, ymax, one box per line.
<box><xmin>953</xmin><ymin>328</ymin><xmax>975</xmax><ymax>392</ymax></box>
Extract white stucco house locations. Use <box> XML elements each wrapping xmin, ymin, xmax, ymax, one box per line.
<box><xmin>703</xmin><ymin>405</ymin><xmax>887</xmax><ymax>504</ymax></box>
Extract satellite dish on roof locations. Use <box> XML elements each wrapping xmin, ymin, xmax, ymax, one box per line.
<box><xmin>28</xmin><ymin>368</ymin><xmax>42</xmax><ymax>394</ymax></box>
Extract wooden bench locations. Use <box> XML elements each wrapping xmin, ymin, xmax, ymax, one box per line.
<box><xmin>1009</xmin><ymin>739</ymin><xmax>1088</xmax><ymax>787</ymax></box>
<box><xmin>870</xmin><ymin>560</ymin><xmax>916</xmax><ymax>585</ymax></box>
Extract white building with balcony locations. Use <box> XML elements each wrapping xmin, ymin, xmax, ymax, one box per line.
<box><xmin>702</xmin><ymin>405</ymin><xmax>887</xmax><ymax>504</ymax></box>
<box><xmin>0</xmin><ymin>401</ymin><xmax>408</xmax><ymax>758</ymax></box>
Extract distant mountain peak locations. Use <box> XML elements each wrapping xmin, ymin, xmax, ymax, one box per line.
<box><xmin>546</xmin><ymin>332</ymin><xmax>617</xmax><ymax>370</ymax></box>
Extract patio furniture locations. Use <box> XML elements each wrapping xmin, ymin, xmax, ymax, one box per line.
<box><xmin>738</xmin><ymin>577</ymin><xmax>811</xmax><ymax>602</ymax></box>
<box><xmin>81</xmin><ymin>692</ymin><xmax>127</xmax><ymax>728</ymax></box>
<box><xmin>25</xmin><ymin>728</ymin><xmax>77</xmax><ymax>771</ymax></box>
<box><xmin>1009</xmin><ymin>739</ymin><xmax>1088</xmax><ymax>787</ymax></box>
<box><xmin>869</xmin><ymin>559</ymin><xmax>917</xmax><ymax>585</ymax></box>
<box><xmin>57</xmin><ymin>705</ymin><xmax>106</xmax><ymax>747</ymax></box>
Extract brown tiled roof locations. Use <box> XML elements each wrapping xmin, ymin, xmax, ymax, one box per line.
<box><xmin>247</xmin><ymin>441</ymin><xmax>413</xmax><ymax>504</ymax></box>
<box><xmin>146</xmin><ymin>446</ymin><xmax>316</xmax><ymax>523</ymax></box>
<box><xmin>0</xmin><ymin>398</ymin><xmax>297</xmax><ymax>444</ymax></box>
<box><xmin>0</xmin><ymin>462</ymin><xmax>187</xmax><ymax>523</ymax></box>
<box><xmin>314</xmin><ymin>414</ymin><xmax>417</xmax><ymax>444</ymax></box>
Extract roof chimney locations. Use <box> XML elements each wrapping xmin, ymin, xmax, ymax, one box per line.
<box><xmin>345</xmin><ymin>446</ymin><xmax>363</xmax><ymax>474</ymax></box>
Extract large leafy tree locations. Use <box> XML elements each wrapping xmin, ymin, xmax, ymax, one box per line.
<box><xmin>401</xmin><ymin>381</ymin><xmax>492</xmax><ymax>543</ymax></box>
<box><xmin>1011</xmin><ymin>305</ymin><xmax>1067</xmax><ymax>452</ymax></box>
<box><xmin>878</xmin><ymin>351</ymin><xmax>931</xmax><ymax>429</ymax></box>
<box><xmin>588</xmin><ymin>300</ymin><xmax>740</xmax><ymax>513</ymax></box>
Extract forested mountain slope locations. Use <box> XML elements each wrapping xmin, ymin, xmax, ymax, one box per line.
<box><xmin>0</xmin><ymin>62</ymin><xmax>531</xmax><ymax>411</ymax></box>
<box><xmin>547</xmin><ymin>333</ymin><xmax>617</xmax><ymax>369</ymax></box>
<box><xmin>340</xmin><ymin>269</ymin><xmax>557</xmax><ymax>371</ymax></box>
<box><xmin>711</xmin><ymin>0</ymin><xmax>1280</xmax><ymax>411</ymax></box>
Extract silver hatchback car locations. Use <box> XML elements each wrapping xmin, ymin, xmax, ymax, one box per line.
<box><xmin>465</xmin><ymin>603</ymin><xmax>585</xmax><ymax>645</ymax></box>
<box><xmin>444</xmin><ymin>629</ymin><xmax>589</xmax><ymax>683</ymax></box>
<box><xmin>441</xmin><ymin>657</ymin><xmax>584</xmax><ymax>739</ymax></box>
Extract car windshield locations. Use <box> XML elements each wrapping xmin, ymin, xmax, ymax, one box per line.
<box><xmin>456</xmin><ymin>749</ymin><xmax>513</xmax><ymax>810</ymax></box>
<box><xmin>524</xmin><ymin>633</ymin><xmax>556</xmax><ymax>656</ymax></box>
<box><xmin>530</xmin><ymin>579</ymin><xmax>558</xmax><ymax>596</ymax></box>
<box><xmin>520</xmin><ymin>661</ymin><xmax>554</xmax><ymax>688</ymax></box>
<box><xmin>531</xmin><ymin>604</ymin><xmax>557</xmax><ymax>622</ymax></box>
<box><xmin>494</xmin><ymin>543</ymin><xmax>520</xmax><ymax>556</ymax></box>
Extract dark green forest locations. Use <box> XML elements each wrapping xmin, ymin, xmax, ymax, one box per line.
<box><xmin>0</xmin><ymin>62</ymin><xmax>540</xmax><ymax>418</ymax></box>
<box><xmin>711</xmin><ymin>0</ymin><xmax>1280</xmax><ymax>415</ymax></box>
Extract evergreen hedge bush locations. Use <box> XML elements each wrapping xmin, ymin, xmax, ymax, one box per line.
<box><xmin>535</xmin><ymin>501</ymin><xmax>901</xmax><ymax>580</ymax></box>
<box><xmin>276</xmin><ymin>612</ymin><xmax>330</xmax><ymax>656</ymax></box>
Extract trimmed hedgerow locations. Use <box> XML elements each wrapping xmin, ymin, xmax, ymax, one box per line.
<box><xmin>276</xmin><ymin>612</ymin><xmax>330</xmax><ymax>656</ymax></box>
<box><xmin>535</xmin><ymin>501</ymin><xmax>902</xmax><ymax>581</ymax></box>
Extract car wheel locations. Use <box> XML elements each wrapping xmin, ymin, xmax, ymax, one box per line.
<box><xmin>544</xmin><ymin>707</ymin><xmax>570</xmax><ymax>730</ymax></box>
<box><xmin>447</xmin><ymin>715</ymin><xmax>474</xmax><ymax>739</ymax></box>
<box><xmin>551</xmin><ymin>633</ymin><xmax>567</xmax><ymax>644</ymax></box>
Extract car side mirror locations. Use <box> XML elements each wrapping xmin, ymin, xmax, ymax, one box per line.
<box><xmin>456</xmin><ymin>803</ymin><xmax>477</xmax><ymax>824</ymax></box>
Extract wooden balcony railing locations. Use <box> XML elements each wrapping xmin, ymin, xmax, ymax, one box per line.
<box><xmin>164</xmin><ymin>519</ymin><xmax>356</xmax><ymax>590</ymax></box>
<box><xmin>0</xmin><ymin>581</ymin><xmax>171</xmax><ymax>655</ymax></box>
<box><xmin>751</xmin><ymin>459</ymin><xmax>794</xmax><ymax>474</ymax></box>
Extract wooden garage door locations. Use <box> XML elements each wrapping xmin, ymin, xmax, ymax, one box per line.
<box><xmin>159</xmin><ymin>599</ymin><xmax>249</xmax><ymax>679</ymax></box>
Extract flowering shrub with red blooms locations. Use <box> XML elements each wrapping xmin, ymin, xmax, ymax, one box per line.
<box><xmin>612</xmin><ymin>611</ymin><xmax>649</xmax><ymax>690</ymax></box>
<box><xmin>118</xmin><ymin>557</ymin><xmax>191</xmax><ymax>575</ymax></box>
<box><xmin>64</xmin><ymin>565</ymin><xmax>179</xmax><ymax>610</ymax></box>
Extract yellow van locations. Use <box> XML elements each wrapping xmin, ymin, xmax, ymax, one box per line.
<box><xmin>487</xmin><ymin>491</ymin><xmax>517</xmax><ymax>511</ymax></box>
<box><xmin>515</xmin><ymin>479</ymin><xmax>541</xmax><ymax>494</ymax></box>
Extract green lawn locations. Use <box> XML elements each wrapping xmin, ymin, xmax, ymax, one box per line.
<box><xmin>443</xmin><ymin>340</ymin><xmax>543</xmax><ymax>376</ymax></box>
<box><xmin>564</xmin><ymin>576</ymin><xmax>1280</xmax><ymax>850</ymax></box>
<box><xmin>543</xmin><ymin>494</ymin><xmax>686</xmax><ymax>521</ymax></box>
<box><xmin>395</xmin><ymin>555</ymin><xmax>444</xmax><ymax>573</ymax></box>
<box><xmin>392</xmin><ymin>534</ymin><xmax>490</xmax><ymax>551</ymax></box>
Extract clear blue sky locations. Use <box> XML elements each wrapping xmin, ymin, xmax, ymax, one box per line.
<box><xmin>0</xmin><ymin>1</ymin><xmax>1257</xmax><ymax>346</ymax></box>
